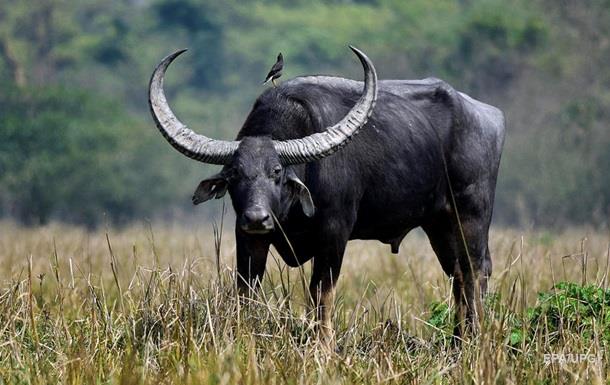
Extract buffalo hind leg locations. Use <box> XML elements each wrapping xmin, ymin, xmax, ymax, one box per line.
<box><xmin>423</xmin><ymin>214</ymin><xmax>492</xmax><ymax>339</ymax></box>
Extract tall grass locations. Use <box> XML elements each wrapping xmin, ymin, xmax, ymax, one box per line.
<box><xmin>0</xmin><ymin>221</ymin><xmax>608</xmax><ymax>384</ymax></box>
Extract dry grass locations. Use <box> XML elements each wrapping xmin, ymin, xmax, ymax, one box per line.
<box><xmin>0</xmin><ymin>220</ymin><xmax>609</xmax><ymax>384</ymax></box>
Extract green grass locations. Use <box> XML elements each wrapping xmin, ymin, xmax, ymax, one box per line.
<box><xmin>0</xmin><ymin>221</ymin><xmax>608</xmax><ymax>384</ymax></box>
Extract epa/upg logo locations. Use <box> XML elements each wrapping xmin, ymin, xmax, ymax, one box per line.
<box><xmin>543</xmin><ymin>353</ymin><xmax>602</xmax><ymax>365</ymax></box>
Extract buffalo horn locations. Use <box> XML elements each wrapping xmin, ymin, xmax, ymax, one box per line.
<box><xmin>148</xmin><ymin>49</ymin><xmax>238</xmax><ymax>165</ymax></box>
<box><xmin>149</xmin><ymin>46</ymin><xmax>377</xmax><ymax>166</ymax></box>
<box><xmin>273</xmin><ymin>46</ymin><xmax>378</xmax><ymax>165</ymax></box>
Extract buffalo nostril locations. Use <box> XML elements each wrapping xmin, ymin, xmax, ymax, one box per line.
<box><xmin>244</xmin><ymin>208</ymin><xmax>271</xmax><ymax>224</ymax></box>
<box><xmin>242</xmin><ymin>208</ymin><xmax>274</xmax><ymax>234</ymax></box>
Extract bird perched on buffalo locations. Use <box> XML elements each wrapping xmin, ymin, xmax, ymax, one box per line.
<box><xmin>263</xmin><ymin>52</ymin><xmax>283</xmax><ymax>87</ymax></box>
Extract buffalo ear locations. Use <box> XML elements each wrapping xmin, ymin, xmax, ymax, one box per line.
<box><xmin>192</xmin><ymin>174</ymin><xmax>228</xmax><ymax>205</ymax></box>
<box><xmin>286</xmin><ymin>170</ymin><xmax>315</xmax><ymax>217</ymax></box>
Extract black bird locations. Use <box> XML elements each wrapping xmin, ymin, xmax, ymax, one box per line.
<box><xmin>263</xmin><ymin>53</ymin><xmax>283</xmax><ymax>87</ymax></box>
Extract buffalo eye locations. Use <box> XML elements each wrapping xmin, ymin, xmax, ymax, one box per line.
<box><xmin>225</xmin><ymin>167</ymin><xmax>239</xmax><ymax>183</ymax></box>
<box><xmin>271</xmin><ymin>165</ymin><xmax>282</xmax><ymax>181</ymax></box>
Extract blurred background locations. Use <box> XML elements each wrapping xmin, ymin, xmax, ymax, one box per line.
<box><xmin>0</xmin><ymin>0</ymin><xmax>608</xmax><ymax>229</ymax></box>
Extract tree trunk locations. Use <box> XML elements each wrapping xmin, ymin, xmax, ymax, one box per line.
<box><xmin>0</xmin><ymin>37</ymin><xmax>27</xmax><ymax>87</ymax></box>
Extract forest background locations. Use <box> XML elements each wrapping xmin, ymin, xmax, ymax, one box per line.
<box><xmin>1</xmin><ymin>0</ymin><xmax>608</xmax><ymax>229</ymax></box>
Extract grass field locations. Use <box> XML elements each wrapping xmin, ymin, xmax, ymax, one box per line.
<box><xmin>0</xmin><ymin>221</ymin><xmax>609</xmax><ymax>384</ymax></box>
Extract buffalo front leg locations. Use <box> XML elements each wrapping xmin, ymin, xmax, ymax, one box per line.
<box><xmin>309</xmin><ymin>240</ymin><xmax>346</xmax><ymax>348</ymax></box>
<box><xmin>235</xmin><ymin>227</ymin><xmax>270</xmax><ymax>295</ymax></box>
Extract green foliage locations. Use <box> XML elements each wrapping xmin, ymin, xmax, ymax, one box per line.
<box><xmin>0</xmin><ymin>84</ymin><xmax>181</xmax><ymax>226</ymax></box>
<box><xmin>444</xmin><ymin>1</ymin><xmax>547</xmax><ymax>94</ymax></box>
<box><xmin>426</xmin><ymin>282</ymin><xmax>610</xmax><ymax>347</ymax></box>
<box><xmin>427</xmin><ymin>301</ymin><xmax>451</xmax><ymax>330</ymax></box>
<box><xmin>525</xmin><ymin>282</ymin><xmax>610</xmax><ymax>343</ymax></box>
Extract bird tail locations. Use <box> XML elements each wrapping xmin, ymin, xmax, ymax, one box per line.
<box><xmin>262</xmin><ymin>77</ymin><xmax>271</xmax><ymax>84</ymax></box>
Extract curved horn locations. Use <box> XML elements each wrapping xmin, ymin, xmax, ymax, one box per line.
<box><xmin>148</xmin><ymin>49</ymin><xmax>238</xmax><ymax>165</ymax></box>
<box><xmin>273</xmin><ymin>46</ymin><xmax>378</xmax><ymax>165</ymax></box>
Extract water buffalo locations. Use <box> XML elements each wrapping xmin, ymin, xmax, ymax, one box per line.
<box><xmin>148</xmin><ymin>46</ymin><xmax>505</xmax><ymax>342</ymax></box>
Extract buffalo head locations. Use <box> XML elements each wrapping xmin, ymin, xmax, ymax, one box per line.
<box><xmin>148</xmin><ymin>47</ymin><xmax>377</xmax><ymax>234</ymax></box>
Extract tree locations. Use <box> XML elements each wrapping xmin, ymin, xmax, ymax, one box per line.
<box><xmin>0</xmin><ymin>84</ymin><xmax>181</xmax><ymax>226</ymax></box>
